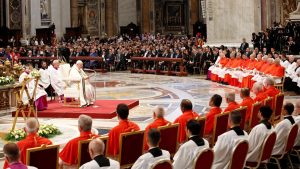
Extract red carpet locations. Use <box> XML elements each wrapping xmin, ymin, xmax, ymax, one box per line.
<box><xmin>12</xmin><ymin>100</ymin><xmax>139</xmax><ymax>119</ymax></box>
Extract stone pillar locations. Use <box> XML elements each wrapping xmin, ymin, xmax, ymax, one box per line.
<box><xmin>141</xmin><ymin>0</ymin><xmax>153</xmax><ymax>33</ymax></box>
<box><xmin>206</xmin><ymin>0</ymin><xmax>261</xmax><ymax>46</ymax></box>
<box><xmin>70</xmin><ymin>0</ymin><xmax>78</xmax><ymax>27</ymax></box>
<box><xmin>189</xmin><ymin>0</ymin><xmax>199</xmax><ymax>34</ymax></box>
<box><xmin>105</xmin><ymin>0</ymin><xmax>118</xmax><ymax>36</ymax></box>
<box><xmin>22</xmin><ymin>0</ymin><xmax>31</xmax><ymax>38</ymax></box>
<box><xmin>118</xmin><ymin>0</ymin><xmax>137</xmax><ymax>27</ymax></box>
<box><xmin>261</xmin><ymin>0</ymin><xmax>267</xmax><ymax>31</ymax></box>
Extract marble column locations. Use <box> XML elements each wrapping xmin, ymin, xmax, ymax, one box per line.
<box><xmin>105</xmin><ymin>0</ymin><xmax>118</xmax><ymax>36</ymax></box>
<box><xmin>141</xmin><ymin>0</ymin><xmax>151</xmax><ymax>33</ymax></box>
<box><xmin>70</xmin><ymin>0</ymin><xmax>78</xmax><ymax>27</ymax></box>
<box><xmin>118</xmin><ymin>0</ymin><xmax>137</xmax><ymax>27</ymax></box>
<box><xmin>206</xmin><ymin>0</ymin><xmax>261</xmax><ymax>46</ymax></box>
<box><xmin>189</xmin><ymin>0</ymin><xmax>199</xmax><ymax>34</ymax></box>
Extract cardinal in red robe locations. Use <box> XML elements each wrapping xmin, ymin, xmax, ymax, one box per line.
<box><xmin>59</xmin><ymin>115</ymin><xmax>98</xmax><ymax>167</ymax></box>
<box><xmin>204</xmin><ymin>95</ymin><xmax>223</xmax><ymax>135</ymax></box>
<box><xmin>239</xmin><ymin>88</ymin><xmax>255</xmax><ymax>122</ymax></box>
<box><xmin>144</xmin><ymin>106</ymin><xmax>170</xmax><ymax>150</ymax></box>
<box><xmin>224</xmin><ymin>92</ymin><xmax>240</xmax><ymax>112</ymax></box>
<box><xmin>108</xmin><ymin>104</ymin><xmax>140</xmax><ymax>156</ymax></box>
<box><xmin>3</xmin><ymin>118</ymin><xmax>52</xmax><ymax>169</ymax></box>
<box><xmin>174</xmin><ymin>99</ymin><xmax>200</xmax><ymax>143</ymax></box>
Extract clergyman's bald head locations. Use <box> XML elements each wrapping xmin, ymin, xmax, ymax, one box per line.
<box><xmin>89</xmin><ymin>138</ymin><xmax>105</xmax><ymax>158</ymax></box>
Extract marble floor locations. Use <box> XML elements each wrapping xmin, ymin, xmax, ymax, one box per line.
<box><xmin>0</xmin><ymin>72</ymin><xmax>299</xmax><ymax>159</ymax></box>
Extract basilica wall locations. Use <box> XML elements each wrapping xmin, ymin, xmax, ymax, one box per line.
<box><xmin>206</xmin><ymin>0</ymin><xmax>261</xmax><ymax>46</ymax></box>
<box><xmin>118</xmin><ymin>0</ymin><xmax>137</xmax><ymax>27</ymax></box>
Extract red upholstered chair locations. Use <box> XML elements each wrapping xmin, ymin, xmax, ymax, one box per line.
<box><xmin>248</xmin><ymin>102</ymin><xmax>262</xmax><ymax>131</ymax></box>
<box><xmin>273</xmin><ymin>93</ymin><xmax>284</xmax><ymax>124</ymax></box>
<box><xmin>118</xmin><ymin>130</ymin><xmax>145</xmax><ymax>168</ymax></box>
<box><xmin>264</xmin><ymin>97</ymin><xmax>273</xmax><ymax>108</ymax></box>
<box><xmin>150</xmin><ymin>159</ymin><xmax>173</xmax><ymax>169</ymax></box>
<box><xmin>234</xmin><ymin>107</ymin><xmax>247</xmax><ymax>130</ymax></box>
<box><xmin>192</xmin><ymin>148</ymin><xmax>214</xmax><ymax>169</ymax></box>
<box><xmin>78</xmin><ymin>136</ymin><xmax>108</xmax><ymax>168</ymax></box>
<box><xmin>245</xmin><ymin>132</ymin><xmax>277</xmax><ymax>169</ymax></box>
<box><xmin>158</xmin><ymin>124</ymin><xmax>179</xmax><ymax>156</ymax></box>
<box><xmin>212</xmin><ymin>112</ymin><xmax>229</xmax><ymax>145</ymax></box>
<box><xmin>26</xmin><ymin>144</ymin><xmax>59</xmax><ymax>169</ymax></box>
<box><xmin>228</xmin><ymin>140</ymin><xmax>249</xmax><ymax>169</ymax></box>
<box><xmin>271</xmin><ymin>124</ymin><xmax>298</xmax><ymax>169</ymax></box>
<box><xmin>196</xmin><ymin>116</ymin><xmax>206</xmax><ymax>138</ymax></box>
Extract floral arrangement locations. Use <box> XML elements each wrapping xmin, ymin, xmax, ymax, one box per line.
<box><xmin>30</xmin><ymin>69</ymin><xmax>40</xmax><ymax>78</ymax></box>
<box><xmin>0</xmin><ymin>76</ymin><xmax>15</xmax><ymax>86</ymax></box>
<box><xmin>5</xmin><ymin>124</ymin><xmax>62</xmax><ymax>141</ymax></box>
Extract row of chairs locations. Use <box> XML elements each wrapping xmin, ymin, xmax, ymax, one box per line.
<box><xmin>211</xmin><ymin>93</ymin><xmax>284</xmax><ymax>146</ymax></box>
<box><xmin>24</xmin><ymin>93</ymin><xmax>284</xmax><ymax>169</ymax></box>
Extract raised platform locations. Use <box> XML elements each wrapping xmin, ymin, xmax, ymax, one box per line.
<box><xmin>12</xmin><ymin>100</ymin><xmax>139</xmax><ymax>119</ymax></box>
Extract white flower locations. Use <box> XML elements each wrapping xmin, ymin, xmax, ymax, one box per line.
<box><xmin>15</xmin><ymin>135</ymin><xmax>19</xmax><ymax>139</ymax></box>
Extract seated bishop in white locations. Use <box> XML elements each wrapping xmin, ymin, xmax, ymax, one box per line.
<box><xmin>80</xmin><ymin>138</ymin><xmax>120</xmax><ymax>169</ymax></box>
<box><xmin>69</xmin><ymin>60</ymin><xmax>95</xmax><ymax>107</ymax></box>
<box><xmin>293</xmin><ymin>102</ymin><xmax>300</xmax><ymax>146</ymax></box>
<box><xmin>48</xmin><ymin>60</ymin><xmax>64</xmax><ymax>99</ymax></box>
<box><xmin>173</xmin><ymin>120</ymin><xmax>209</xmax><ymax>169</ymax></box>
<box><xmin>272</xmin><ymin>103</ymin><xmax>295</xmax><ymax>155</ymax></box>
<box><xmin>132</xmin><ymin>129</ymin><xmax>170</xmax><ymax>169</ymax></box>
<box><xmin>213</xmin><ymin>111</ymin><xmax>248</xmax><ymax>169</ymax></box>
<box><xmin>246</xmin><ymin>106</ymin><xmax>274</xmax><ymax>162</ymax></box>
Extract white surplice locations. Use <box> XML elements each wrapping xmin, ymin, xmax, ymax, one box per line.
<box><xmin>69</xmin><ymin>65</ymin><xmax>95</xmax><ymax>106</ymax></box>
<box><xmin>173</xmin><ymin>138</ymin><xmax>209</xmax><ymax>169</ymax></box>
<box><xmin>272</xmin><ymin>118</ymin><xmax>293</xmax><ymax>155</ymax></box>
<box><xmin>294</xmin><ymin>115</ymin><xmax>300</xmax><ymax>146</ymax></box>
<box><xmin>131</xmin><ymin>149</ymin><xmax>170</xmax><ymax>169</ymax></box>
<box><xmin>48</xmin><ymin>65</ymin><xmax>64</xmax><ymax>96</ymax></box>
<box><xmin>80</xmin><ymin>159</ymin><xmax>120</xmax><ymax>169</ymax></box>
<box><xmin>19</xmin><ymin>72</ymin><xmax>47</xmax><ymax>105</ymax></box>
<box><xmin>212</xmin><ymin>129</ymin><xmax>248</xmax><ymax>169</ymax></box>
<box><xmin>246</xmin><ymin>123</ymin><xmax>274</xmax><ymax>162</ymax></box>
<box><xmin>39</xmin><ymin>68</ymin><xmax>50</xmax><ymax>88</ymax></box>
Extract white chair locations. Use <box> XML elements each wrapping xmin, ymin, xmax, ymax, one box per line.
<box><xmin>58</xmin><ymin>63</ymin><xmax>81</xmax><ymax>107</ymax></box>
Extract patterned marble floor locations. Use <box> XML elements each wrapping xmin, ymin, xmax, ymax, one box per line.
<box><xmin>0</xmin><ymin>72</ymin><xmax>299</xmax><ymax>155</ymax></box>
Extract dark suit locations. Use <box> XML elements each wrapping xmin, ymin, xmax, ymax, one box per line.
<box><xmin>240</xmin><ymin>42</ymin><xmax>249</xmax><ymax>52</ymax></box>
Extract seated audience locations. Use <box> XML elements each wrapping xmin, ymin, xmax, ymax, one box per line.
<box><xmin>3</xmin><ymin>118</ymin><xmax>52</xmax><ymax>169</ymax></box>
<box><xmin>80</xmin><ymin>138</ymin><xmax>120</xmax><ymax>169</ymax></box>
<box><xmin>246</xmin><ymin>106</ymin><xmax>274</xmax><ymax>162</ymax></box>
<box><xmin>213</xmin><ymin>110</ymin><xmax>248</xmax><ymax>169</ymax></box>
<box><xmin>173</xmin><ymin>120</ymin><xmax>209</xmax><ymax>169</ymax></box>
<box><xmin>272</xmin><ymin>102</ymin><xmax>295</xmax><ymax>155</ymax></box>
<box><xmin>252</xmin><ymin>82</ymin><xmax>268</xmax><ymax>103</ymax></box>
<box><xmin>59</xmin><ymin>115</ymin><xmax>97</xmax><ymax>168</ymax></box>
<box><xmin>132</xmin><ymin>129</ymin><xmax>170</xmax><ymax>169</ymax></box>
<box><xmin>174</xmin><ymin>99</ymin><xmax>200</xmax><ymax>143</ymax></box>
<box><xmin>239</xmin><ymin>88</ymin><xmax>254</xmax><ymax>122</ymax></box>
<box><xmin>204</xmin><ymin>94</ymin><xmax>223</xmax><ymax>135</ymax></box>
<box><xmin>108</xmin><ymin>104</ymin><xmax>140</xmax><ymax>156</ymax></box>
<box><xmin>223</xmin><ymin>92</ymin><xmax>239</xmax><ymax>112</ymax></box>
<box><xmin>144</xmin><ymin>106</ymin><xmax>170</xmax><ymax>150</ymax></box>
<box><xmin>3</xmin><ymin>142</ymin><xmax>37</xmax><ymax>169</ymax></box>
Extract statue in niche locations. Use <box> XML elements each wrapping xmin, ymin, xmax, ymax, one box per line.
<box><xmin>290</xmin><ymin>1</ymin><xmax>300</xmax><ymax>14</ymax></box>
<box><xmin>40</xmin><ymin>0</ymin><xmax>50</xmax><ymax>20</ymax></box>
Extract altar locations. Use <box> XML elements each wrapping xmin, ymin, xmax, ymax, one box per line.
<box><xmin>0</xmin><ymin>84</ymin><xmax>18</xmax><ymax>111</ymax></box>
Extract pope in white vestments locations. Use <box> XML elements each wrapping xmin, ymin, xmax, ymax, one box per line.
<box><xmin>69</xmin><ymin>60</ymin><xmax>95</xmax><ymax>107</ymax></box>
